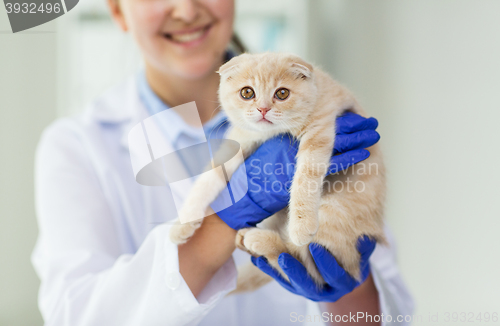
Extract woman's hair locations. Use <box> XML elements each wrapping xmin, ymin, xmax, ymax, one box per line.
<box><xmin>230</xmin><ymin>33</ymin><xmax>247</xmax><ymax>54</ymax></box>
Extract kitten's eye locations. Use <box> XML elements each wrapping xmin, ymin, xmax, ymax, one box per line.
<box><xmin>275</xmin><ymin>88</ymin><xmax>290</xmax><ymax>100</ymax></box>
<box><xmin>240</xmin><ymin>87</ymin><xmax>255</xmax><ymax>100</ymax></box>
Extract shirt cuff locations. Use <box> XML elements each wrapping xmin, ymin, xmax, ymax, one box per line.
<box><xmin>162</xmin><ymin>224</ymin><xmax>237</xmax><ymax>325</ymax></box>
<box><xmin>369</xmin><ymin>227</ymin><xmax>414</xmax><ymax>326</ymax></box>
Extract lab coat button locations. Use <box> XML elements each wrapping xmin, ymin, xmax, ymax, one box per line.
<box><xmin>165</xmin><ymin>272</ymin><xmax>181</xmax><ymax>290</ymax></box>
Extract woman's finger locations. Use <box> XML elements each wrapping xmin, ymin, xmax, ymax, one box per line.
<box><xmin>251</xmin><ymin>256</ymin><xmax>295</xmax><ymax>293</ymax></box>
<box><xmin>278</xmin><ymin>253</ymin><xmax>318</xmax><ymax>294</ymax></box>
<box><xmin>309</xmin><ymin>243</ymin><xmax>357</xmax><ymax>292</ymax></box>
<box><xmin>336</xmin><ymin>113</ymin><xmax>379</xmax><ymax>134</ymax></box>
<box><xmin>328</xmin><ymin>149</ymin><xmax>370</xmax><ymax>175</ymax></box>
<box><xmin>357</xmin><ymin>235</ymin><xmax>377</xmax><ymax>270</ymax></box>
<box><xmin>333</xmin><ymin>130</ymin><xmax>380</xmax><ymax>154</ymax></box>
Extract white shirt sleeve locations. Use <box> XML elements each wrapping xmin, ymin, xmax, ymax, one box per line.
<box><xmin>370</xmin><ymin>226</ymin><xmax>415</xmax><ymax>325</ymax></box>
<box><xmin>32</xmin><ymin>120</ymin><xmax>237</xmax><ymax>326</ymax></box>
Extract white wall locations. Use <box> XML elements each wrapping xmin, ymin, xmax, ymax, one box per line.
<box><xmin>310</xmin><ymin>0</ymin><xmax>500</xmax><ymax>323</ymax></box>
<box><xmin>0</xmin><ymin>11</ymin><xmax>56</xmax><ymax>326</ymax></box>
<box><xmin>2</xmin><ymin>1</ymin><xmax>500</xmax><ymax>325</ymax></box>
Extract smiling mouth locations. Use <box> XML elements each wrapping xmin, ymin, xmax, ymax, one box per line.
<box><xmin>163</xmin><ymin>24</ymin><xmax>211</xmax><ymax>44</ymax></box>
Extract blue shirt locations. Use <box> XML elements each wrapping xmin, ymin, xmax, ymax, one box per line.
<box><xmin>137</xmin><ymin>71</ymin><xmax>229</xmax><ymax>149</ymax></box>
<box><xmin>137</xmin><ymin>71</ymin><xmax>230</xmax><ymax>179</ymax></box>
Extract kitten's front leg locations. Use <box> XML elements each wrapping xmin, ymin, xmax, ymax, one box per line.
<box><xmin>170</xmin><ymin>129</ymin><xmax>259</xmax><ymax>244</ymax></box>
<box><xmin>170</xmin><ymin>169</ymin><xmax>227</xmax><ymax>244</ymax></box>
<box><xmin>288</xmin><ymin>124</ymin><xmax>335</xmax><ymax>247</ymax></box>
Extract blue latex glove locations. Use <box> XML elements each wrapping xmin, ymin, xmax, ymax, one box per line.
<box><xmin>252</xmin><ymin>236</ymin><xmax>376</xmax><ymax>302</ymax></box>
<box><xmin>215</xmin><ymin>112</ymin><xmax>380</xmax><ymax>230</ymax></box>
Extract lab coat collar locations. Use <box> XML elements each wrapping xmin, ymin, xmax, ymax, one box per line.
<box><xmin>83</xmin><ymin>76</ymin><xmax>150</xmax><ymax>150</ymax></box>
<box><xmin>84</xmin><ymin>76</ymin><xmax>139</xmax><ymax>124</ymax></box>
<box><xmin>83</xmin><ymin>74</ymin><xmax>229</xmax><ymax>153</ymax></box>
<box><xmin>83</xmin><ymin>76</ymin><xmax>193</xmax><ymax>206</ymax></box>
<box><xmin>136</xmin><ymin>71</ymin><xmax>206</xmax><ymax>146</ymax></box>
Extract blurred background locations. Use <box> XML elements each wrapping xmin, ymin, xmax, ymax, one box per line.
<box><xmin>1</xmin><ymin>0</ymin><xmax>500</xmax><ymax>324</ymax></box>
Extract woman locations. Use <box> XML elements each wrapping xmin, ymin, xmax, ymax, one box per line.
<box><xmin>32</xmin><ymin>0</ymin><xmax>413</xmax><ymax>324</ymax></box>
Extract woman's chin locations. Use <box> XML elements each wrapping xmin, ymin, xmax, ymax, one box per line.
<box><xmin>169</xmin><ymin>57</ymin><xmax>222</xmax><ymax>81</ymax></box>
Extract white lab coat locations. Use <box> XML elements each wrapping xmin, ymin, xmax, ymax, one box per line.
<box><xmin>32</xmin><ymin>77</ymin><xmax>414</xmax><ymax>326</ymax></box>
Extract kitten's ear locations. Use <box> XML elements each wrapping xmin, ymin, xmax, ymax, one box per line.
<box><xmin>217</xmin><ymin>54</ymin><xmax>249</xmax><ymax>80</ymax></box>
<box><xmin>290</xmin><ymin>60</ymin><xmax>314</xmax><ymax>80</ymax></box>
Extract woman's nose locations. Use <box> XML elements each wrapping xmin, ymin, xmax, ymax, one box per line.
<box><xmin>171</xmin><ymin>0</ymin><xmax>199</xmax><ymax>23</ymax></box>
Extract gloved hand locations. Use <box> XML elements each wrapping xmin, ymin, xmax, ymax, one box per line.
<box><xmin>251</xmin><ymin>236</ymin><xmax>376</xmax><ymax>302</ymax></box>
<box><xmin>214</xmin><ymin>112</ymin><xmax>380</xmax><ymax>230</ymax></box>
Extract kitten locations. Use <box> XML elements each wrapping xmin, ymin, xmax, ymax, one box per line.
<box><xmin>169</xmin><ymin>53</ymin><xmax>386</xmax><ymax>290</ymax></box>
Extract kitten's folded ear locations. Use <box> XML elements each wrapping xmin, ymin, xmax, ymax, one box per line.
<box><xmin>289</xmin><ymin>57</ymin><xmax>314</xmax><ymax>80</ymax></box>
<box><xmin>217</xmin><ymin>53</ymin><xmax>250</xmax><ymax>80</ymax></box>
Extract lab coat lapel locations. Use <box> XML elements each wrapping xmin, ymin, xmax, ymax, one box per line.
<box><xmin>117</xmin><ymin>77</ymin><xmax>194</xmax><ymax>207</ymax></box>
<box><xmin>86</xmin><ymin>76</ymin><xmax>193</xmax><ymax>208</ymax></box>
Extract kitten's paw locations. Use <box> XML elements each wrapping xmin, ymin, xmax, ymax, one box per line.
<box><xmin>288</xmin><ymin>216</ymin><xmax>319</xmax><ymax>247</ymax></box>
<box><xmin>236</xmin><ymin>228</ymin><xmax>277</xmax><ymax>257</ymax></box>
<box><xmin>169</xmin><ymin>220</ymin><xmax>203</xmax><ymax>244</ymax></box>
<box><xmin>242</xmin><ymin>229</ymin><xmax>272</xmax><ymax>256</ymax></box>
<box><xmin>235</xmin><ymin>228</ymin><xmax>252</xmax><ymax>254</ymax></box>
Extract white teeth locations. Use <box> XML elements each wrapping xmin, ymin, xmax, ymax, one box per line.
<box><xmin>169</xmin><ymin>29</ymin><xmax>205</xmax><ymax>43</ymax></box>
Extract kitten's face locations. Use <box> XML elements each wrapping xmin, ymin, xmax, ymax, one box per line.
<box><xmin>218</xmin><ymin>53</ymin><xmax>318</xmax><ymax>134</ymax></box>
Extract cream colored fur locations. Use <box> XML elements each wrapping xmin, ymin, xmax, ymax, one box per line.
<box><xmin>169</xmin><ymin>53</ymin><xmax>386</xmax><ymax>291</ymax></box>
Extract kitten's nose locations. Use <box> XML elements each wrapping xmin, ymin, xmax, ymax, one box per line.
<box><xmin>257</xmin><ymin>107</ymin><xmax>270</xmax><ymax>117</ymax></box>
